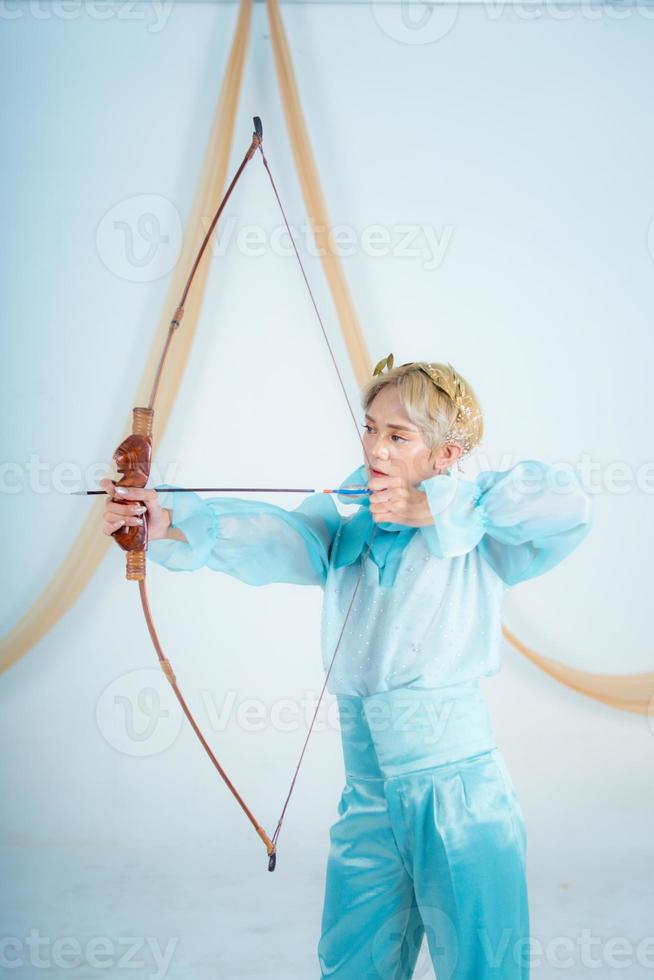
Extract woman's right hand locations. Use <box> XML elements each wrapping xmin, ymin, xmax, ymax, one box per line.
<box><xmin>99</xmin><ymin>478</ymin><xmax>172</xmax><ymax>542</ymax></box>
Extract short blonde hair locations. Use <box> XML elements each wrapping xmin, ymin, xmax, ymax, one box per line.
<box><xmin>360</xmin><ymin>359</ymin><xmax>484</xmax><ymax>461</ymax></box>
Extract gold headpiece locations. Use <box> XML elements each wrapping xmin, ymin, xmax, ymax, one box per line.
<box><xmin>371</xmin><ymin>352</ymin><xmax>480</xmax><ymax>457</ymax></box>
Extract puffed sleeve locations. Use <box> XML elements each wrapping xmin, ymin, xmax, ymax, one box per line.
<box><xmin>418</xmin><ymin>460</ymin><xmax>593</xmax><ymax>587</ymax></box>
<box><xmin>145</xmin><ymin>486</ymin><xmax>341</xmax><ymax>588</ymax></box>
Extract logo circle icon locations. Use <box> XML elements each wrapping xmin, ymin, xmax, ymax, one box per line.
<box><xmin>96</xmin><ymin>668</ymin><xmax>183</xmax><ymax>757</ymax></box>
<box><xmin>370</xmin><ymin>0</ymin><xmax>459</xmax><ymax>46</ymax></box>
<box><xmin>371</xmin><ymin>903</ymin><xmax>459</xmax><ymax>979</ymax></box>
<box><xmin>95</xmin><ymin>193</ymin><xmax>183</xmax><ymax>283</ymax></box>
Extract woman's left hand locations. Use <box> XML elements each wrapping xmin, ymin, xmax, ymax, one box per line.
<box><xmin>368</xmin><ymin>474</ymin><xmax>434</xmax><ymax>527</ymax></box>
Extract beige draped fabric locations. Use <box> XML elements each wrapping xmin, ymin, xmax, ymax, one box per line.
<box><xmin>1</xmin><ymin>0</ymin><xmax>651</xmax><ymax>719</ymax></box>
<box><xmin>0</xmin><ymin>0</ymin><xmax>254</xmax><ymax>673</ymax></box>
<box><xmin>502</xmin><ymin>626</ymin><xmax>654</xmax><ymax>716</ymax></box>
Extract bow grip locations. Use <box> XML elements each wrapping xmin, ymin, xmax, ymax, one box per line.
<box><xmin>111</xmin><ymin>407</ymin><xmax>154</xmax><ymax>580</ymax></box>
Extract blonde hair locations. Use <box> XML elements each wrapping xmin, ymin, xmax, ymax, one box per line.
<box><xmin>360</xmin><ymin>359</ymin><xmax>484</xmax><ymax>463</ymax></box>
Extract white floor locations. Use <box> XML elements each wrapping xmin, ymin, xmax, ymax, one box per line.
<box><xmin>2</xmin><ymin>842</ymin><xmax>652</xmax><ymax>979</ymax></box>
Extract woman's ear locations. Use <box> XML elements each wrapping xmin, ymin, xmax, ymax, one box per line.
<box><xmin>430</xmin><ymin>442</ymin><xmax>463</xmax><ymax>473</ymax></box>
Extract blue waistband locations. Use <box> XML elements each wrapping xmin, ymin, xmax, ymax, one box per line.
<box><xmin>336</xmin><ymin>681</ymin><xmax>497</xmax><ymax>779</ymax></box>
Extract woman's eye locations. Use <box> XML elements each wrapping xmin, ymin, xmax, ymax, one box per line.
<box><xmin>361</xmin><ymin>423</ymin><xmax>406</xmax><ymax>443</ymax></box>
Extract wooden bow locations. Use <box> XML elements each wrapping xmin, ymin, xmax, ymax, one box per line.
<box><xmin>109</xmin><ymin>117</ymin><xmax>378</xmax><ymax>871</ymax></box>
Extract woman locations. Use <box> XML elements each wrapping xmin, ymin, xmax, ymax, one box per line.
<box><xmin>100</xmin><ymin>358</ymin><xmax>593</xmax><ymax>979</ymax></box>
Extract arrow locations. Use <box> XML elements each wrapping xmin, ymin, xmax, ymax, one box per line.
<box><xmin>70</xmin><ymin>485</ymin><xmax>372</xmax><ymax>496</ymax></box>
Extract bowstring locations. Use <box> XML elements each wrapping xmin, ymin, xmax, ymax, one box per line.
<box><xmin>256</xmin><ymin>146</ymin><xmax>380</xmax><ymax>850</ymax></box>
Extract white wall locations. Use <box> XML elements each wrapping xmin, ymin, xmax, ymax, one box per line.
<box><xmin>1</xmin><ymin>1</ymin><xmax>652</xmax><ymax>864</ymax></box>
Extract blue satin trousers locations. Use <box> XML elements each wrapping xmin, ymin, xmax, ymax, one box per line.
<box><xmin>318</xmin><ymin>681</ymin><xmax>530</xmax><ymax>979</ymax></box>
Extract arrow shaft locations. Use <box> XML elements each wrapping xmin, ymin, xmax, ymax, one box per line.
<box><xmin>73</xmin><ymin>486</ymin><xmax>371</xmax><ymax>496</ymax></box>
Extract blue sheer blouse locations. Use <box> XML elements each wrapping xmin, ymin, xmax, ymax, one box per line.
<box><xmin>147</xmin><ymin>460</ymin><xmax>593</xmax><ymax>696</ymax></box>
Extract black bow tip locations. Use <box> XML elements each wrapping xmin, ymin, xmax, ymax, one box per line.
<box><xmin>253</xmin><ymin>116</ymin><xmax>263</xmax><ymax>139</ymax></box>
<box><xmin>268</xmin><ymin>851</ymin><xmax>277</xmax><ymax>872</ymax></box>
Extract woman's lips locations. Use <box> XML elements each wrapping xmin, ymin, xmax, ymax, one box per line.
<box><xmin>371</xmin><ymin>468</ymin><xmax>387</xmax><ymax>476</ymax></box>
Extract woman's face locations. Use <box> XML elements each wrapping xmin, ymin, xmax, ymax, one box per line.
<box><xmin>362</xmin><ymin>384</ymin><xmax>461</xmax><ymax>486</ymax></box>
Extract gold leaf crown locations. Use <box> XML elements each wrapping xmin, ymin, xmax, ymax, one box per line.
<box><xmin>371</xmin><ymin>352</ymin><xmax>480</xmax><ymax>457</ymax></box>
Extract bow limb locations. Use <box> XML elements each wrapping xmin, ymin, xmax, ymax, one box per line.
<box><xmin>109</xmin><ymin>121</ymin><xmax>274</xmax><ymax>863</ymax></box>
<box><xmin>147</xmin><ymin>120</ymin><xmax>262</xmax><ymax>413</ymax></box>
<box><xmin>137</xmin><ymin>578</ymin><xmax>275</xmax><ymax>859</ymax></box>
